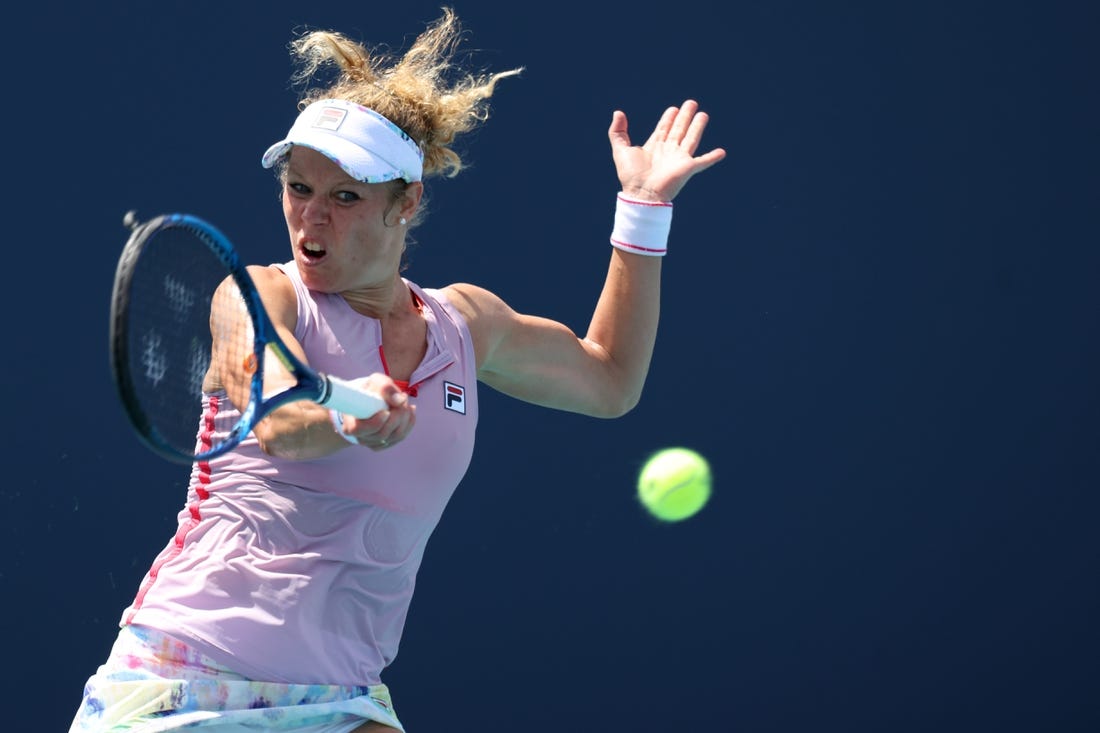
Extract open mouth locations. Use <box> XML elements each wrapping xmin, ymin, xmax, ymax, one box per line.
<box><xmin>300</xmin><ymin>240</ymin><xmax>327</xmax><ymax>261</ymax></box>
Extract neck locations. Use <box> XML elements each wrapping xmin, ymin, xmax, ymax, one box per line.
<box><xmin>341</xmin><ymin>273</ymin><xmax>415</xmax><ymax>320</ymax></box>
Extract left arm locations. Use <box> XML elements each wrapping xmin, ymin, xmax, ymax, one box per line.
<box><xmin>448</xmin><ymin>100</ymin><xmax>726</xmax><ymax>417</ymax></box>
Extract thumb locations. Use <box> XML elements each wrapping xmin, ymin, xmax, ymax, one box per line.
<box><xmin>607</xmin><ymin>110</ymin><xmax>631</xmax><ymax>149</ymax></box>
<box><xmin>383</xmin><ymin>382</ymin><xmax>408</xmax><ymax>408</ymax></box>
<box><xmin>354</xmin><ymin>373</ymin><xmax>407</xmax><ymax>408</ymax></box>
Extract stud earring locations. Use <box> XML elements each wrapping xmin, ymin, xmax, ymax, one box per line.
<box><xmin>399</xmin><ymin>217</ymin><xmax>407</xmax><ymax>226</ymax></box>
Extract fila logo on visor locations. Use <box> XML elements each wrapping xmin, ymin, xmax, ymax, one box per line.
<box><xmin>444</xmin><ymin>382</ymin><xmax>466</xmax><ymax>414</ymax></box>
<box><xmin>314</xmin><ymin>107</ymin><xmax>348</xmax><ymax>131</ymax></box>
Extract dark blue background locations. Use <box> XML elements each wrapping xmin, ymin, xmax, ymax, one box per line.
<box><xmin>6</xmin><ymin>2</ymin><xmax>1098</xmax><ymax>731</ymax></box>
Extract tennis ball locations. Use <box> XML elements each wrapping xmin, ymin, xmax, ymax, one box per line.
<box><xmin>637</xmin><ymin>447</ymin><xmax>712</xmax><ymax>521</ymax></box>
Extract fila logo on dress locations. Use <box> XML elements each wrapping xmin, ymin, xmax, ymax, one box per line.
<box><xmin>444</xmin><ymin>382</ymin><xmax>466</xmax><ymax>414</ymax></box>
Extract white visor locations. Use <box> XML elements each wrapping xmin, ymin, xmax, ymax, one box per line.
<box><xmin>261</xmin><ymin>99</ymin><xmax>423</xmax><ymax>183</ymax></box>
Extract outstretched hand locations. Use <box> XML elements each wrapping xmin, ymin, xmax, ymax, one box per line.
<box><xmin>608</xmin><ymin>99</ymin><xmax>726</xmax><ymax>202</ymax></box>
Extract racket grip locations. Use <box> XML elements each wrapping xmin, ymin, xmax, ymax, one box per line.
<box><xmin>323</xmin><ymin>375</ymin><xmax>387</xmax><ymax>418</ymax></box>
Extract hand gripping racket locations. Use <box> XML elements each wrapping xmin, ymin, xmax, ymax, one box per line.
<box><xmin>110</xmin><ymin>211</ymin><xmax>384</xmax><ymax>463</ymax></box>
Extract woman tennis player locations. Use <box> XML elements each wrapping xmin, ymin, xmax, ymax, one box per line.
<box><xmin>70</xmin><ymin>7</ymin><xmax>725</xmax><ymax>732</ymax></box>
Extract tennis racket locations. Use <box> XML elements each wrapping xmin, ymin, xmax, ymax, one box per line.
<box><xmin>110</xmin><ymin>211</ymin><xmax>385</xmax><ymax>463</ymax></box>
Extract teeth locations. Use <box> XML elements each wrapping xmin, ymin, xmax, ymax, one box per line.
<box><xmin>303</xmin><ymin>241</ymin><xmax>324</xmax><ymax>253</ymax></box>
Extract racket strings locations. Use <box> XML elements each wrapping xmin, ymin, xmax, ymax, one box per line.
<box><xmin>121</xmin><ymin>225</ymin><xmax>253</xmax><ymax>458</ymax></box>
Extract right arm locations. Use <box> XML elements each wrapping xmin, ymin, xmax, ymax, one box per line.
<box><xmin>207</xmin><ymin>265</ymin><xmax>413</xmax><ymax>458</ymax></box>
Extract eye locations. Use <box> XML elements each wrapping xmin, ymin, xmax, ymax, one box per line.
<box><xmin>334</xmin><ymin>190</ymin><xmax>361</xmax><ymax>204</ymax></box>
<box><xmin>287</xmin><ymin>181</ymin><xmax>311</xmax><ymax>196</ymax></box>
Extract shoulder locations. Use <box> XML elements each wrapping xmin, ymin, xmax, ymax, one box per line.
<box><xmin>439</xmin><ymin>283</ymin><xmax>516</xmax><ymax>368</ymax></box>
<box><xmin>440</xmin><ymin>282</ymin><xmax>510</xmax><ymax>315</ymax></box>
<box><xmin>248</xmin><ymin>263</ymin><xmax>298</xmax><ymax>326</ymax></box>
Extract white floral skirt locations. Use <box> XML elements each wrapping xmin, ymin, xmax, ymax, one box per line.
<box><xmin>69</xmin><ymin>625</ymin><xmax>403</xmax><ymax>732</ymax></box>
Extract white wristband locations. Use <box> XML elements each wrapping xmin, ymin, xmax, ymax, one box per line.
<box><xmin>329</xmin><ymin>409</ymin><xmax>360</xmax><ymax>444</ymax></box>
<box><xmin>609</xmin><ymin>192</ymin><xmax>673</xmax><ymax>256</ymax></box>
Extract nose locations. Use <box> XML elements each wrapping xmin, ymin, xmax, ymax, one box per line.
<box><xmin>301</xmin><ymin>194</ymin><xmax>331</xmax><ymax>224</ymax></box>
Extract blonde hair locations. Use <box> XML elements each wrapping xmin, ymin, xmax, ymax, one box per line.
<box><xmin>288</xmin><ymin>7</ymin><xmax>521</xmax><ymax>180</ymax></box>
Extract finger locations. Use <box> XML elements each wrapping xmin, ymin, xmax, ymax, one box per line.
<box><xmin>680</xmin><ymin>110</ymin><xmax>711</xmax><ymax>154</ymax></box>
<box><xmin>359</xmin><ymin>415</ymin><xmax>397</xmax><ymax>450</ymax></box>
<box><xmin>608</xmin><ymin>110</ymin><xmax>631</xmax><ymax>149</ymax></box>
<box><xmin>690</xmin><ymin>147</ymin><xmax>728</xmax><ymax>174</ymax></box>
<box><xmin>348</xmin><ymin>408</ymin><xmax>388</xmax><ymax>436</ymax></box>
<box><xmin>667</xmin><ymin>99</ymin><xmax>699</xmax><ymax>143</ymax></box>
<box><xmin>367</xmin><ymin>376</ymin><xmax>406</xmax><ymax>408</ymax></box>
<box><xmin>372</xmin><ymin>404</ymin><xmax>416</xmax><ymax>450</ymax></box>
<box><xmin>645</xmin><ymin>106</ymin><xmax>679</xmax><ymax>148</ymax></box>
<box><xmin>385</xmin><ymin>388</ymin><xmax>408</xmax><ymax>408</ymax></box>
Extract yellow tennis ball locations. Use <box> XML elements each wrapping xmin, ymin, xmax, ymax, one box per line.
<box><xmin>637</xmin><ymin>447</ymin><xmax>712</xmax><ymax>521</ymax></box>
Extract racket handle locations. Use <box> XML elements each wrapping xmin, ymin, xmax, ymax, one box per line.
<box><xmin>323</xmin><ymin>375</ymin><xmax>387</xmax><ymax>418</ymax></box>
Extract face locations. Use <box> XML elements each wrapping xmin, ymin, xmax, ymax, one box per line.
<box><xmin>281</xmin><ymin>146</ymin><xmax>419</xmax><ymax>294</ymax></box>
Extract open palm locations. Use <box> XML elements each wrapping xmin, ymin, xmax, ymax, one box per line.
<box><xmin>609</xmin><ymin>99</ymin><xmax>727</xmax><ymax>202</ymax></box>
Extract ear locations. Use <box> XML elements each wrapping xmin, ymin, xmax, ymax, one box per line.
<box><xmin>399</xmin><ymin>181</ymin><xmax>424</xmax><ymax>220</ymax></box>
